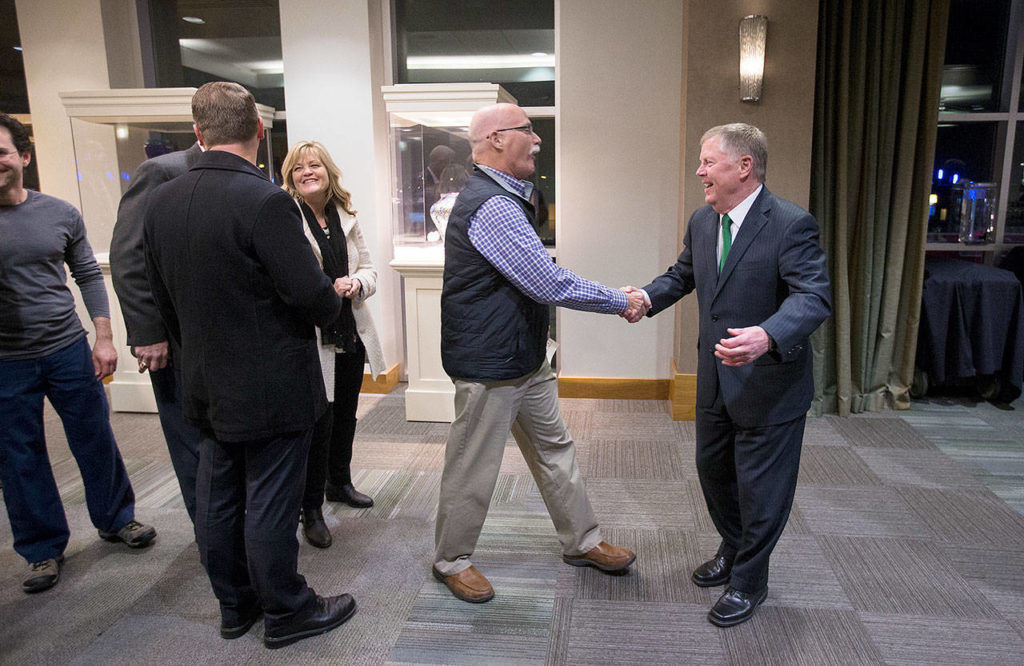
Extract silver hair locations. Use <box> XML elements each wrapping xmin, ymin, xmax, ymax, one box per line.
<box><xmin>701</xmin><ymin>123</ymin><xmax>767</xmax><ymax>182</ymax></box>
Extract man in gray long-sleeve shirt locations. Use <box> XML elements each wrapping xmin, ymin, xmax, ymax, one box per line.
<box><xmin>0</xmin><ymin>112</ymin><xmax>156</xmax><ymax>595</ymax></box>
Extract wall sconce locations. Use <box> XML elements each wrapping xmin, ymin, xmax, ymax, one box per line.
<box><xmin>739</xmin><ymin>15</ymin><xmax>768</xmax><ymax>103</ymax></box>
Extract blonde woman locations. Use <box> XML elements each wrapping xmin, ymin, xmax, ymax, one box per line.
<box><xmin>282</xmin><ymin>140</ymin><xmax>386</xmax><ymax>548</ymax></box>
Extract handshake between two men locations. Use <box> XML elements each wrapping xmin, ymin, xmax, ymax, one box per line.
<box><xmin>616</xmin><ymin>285</ymin><xmax>773</xmax><ymax>369</ymax></box>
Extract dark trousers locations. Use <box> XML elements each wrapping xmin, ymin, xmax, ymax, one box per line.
<box><xmin>695</xmin><ymin>393</ymin><xmax>805</xmax><ymax>594</ymax></box>
<box><xmin>149</xmin><ymin>363</ymin><xmax>200</xmax><ymax>525</ymax></box>
<box><xmin>194</xmin><ymin>427</ymin><xmax>317</xmax><ymax>629</ymax></box>
<box><xmin>0</xmin><ymin>337</ymin><xmax>135</xmax><ymax>563</ymax></box>
<box><xmin>303</xmin><ymin>347</ymin><xmax>364</xmax><ymax>509</ymax></box>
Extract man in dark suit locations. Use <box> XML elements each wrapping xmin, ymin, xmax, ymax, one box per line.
<box><xmin>111</xmin><ymin>142</ymin><xmax>202</xmax><ymax>525</ymax></box>
<box><xmin>144</xmin><ymin>81</ymin><xmax>356</xmax><ymax>648</ymax></box>
<box><xmin>625</xmin><ymin>123</ymin><xmax>831</xmax><ymax>627</ymax></box>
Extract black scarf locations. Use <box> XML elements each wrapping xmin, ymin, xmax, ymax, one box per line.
<box><xmin>300</xmin><ymin>200</ymin><xmax>359</xmax><ymax>352</ymax></box>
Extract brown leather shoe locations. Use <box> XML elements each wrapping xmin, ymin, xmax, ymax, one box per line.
<box><xmin>562</xmin><ymin>541</ymin><xmax>636</xmax><ymax>572</ymax></box>
<box><xmin>432</xmin><ymin>565</ymin><xmax>494</xmax><ymax>603</ymax></box>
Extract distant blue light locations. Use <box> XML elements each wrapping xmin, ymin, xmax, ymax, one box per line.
<box><xmin>13</xmin><ymin>46</ymin><xmax>22</xmax><ymax>52</ymax></box>
<box><xmin>105</xmin><ymin>171</ymin><xmax>115</xmax><ymax>180</ymax></box>
<box><xmin>122</xmin><ymin>172</ymin><xmax>131</xmax><ymax>182</ymax></box>
<box><xmin>77</xmin><ymin>172</ymin><xmax>83</xmax><ymax>181</ymax></box>
<box><xmin>951</xmin><ymin>173</ymin><xmax>960</xmax><ymax>185</ymax></box>
<box><xmin>937</xmin><ymin>168</ymin><xmax>944</xmax><ymax>180</ymax></box>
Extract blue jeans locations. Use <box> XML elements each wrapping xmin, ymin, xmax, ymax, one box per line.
<box><xmin>0</xmin><ymin>336</ymin><xmax>135</xmax><ymax>563</ymax></box>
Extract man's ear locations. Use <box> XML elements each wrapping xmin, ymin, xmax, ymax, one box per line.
<box><xmin>256</xmin><ymin>116</ymin><xmax>265</xmax><ymax>141</ymax></box>
<box><xmin>21</xmin><ymin>151</ymin><xmax>31</xmax><ymax>168</ymax></box>
<box><xmin>193</xmin><ymin>123</ymin><xmax>205</xmax><ymax>149</ymax></box>
<box><xmin>738</xmin><ymin>155</ymin><xmax>753</xmax><ymax>178</ymax></box>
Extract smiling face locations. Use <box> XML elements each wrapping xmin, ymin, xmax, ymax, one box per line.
<box><xmin>0</xmin><ymin>127</ymin><xmax>30</xmax><ymax>199</ymax></box>
<box><xmin>696</xmin><ymin>135</ymin><xmax>754</xmax><ymax>215</ymax></box>
<box><xmin>290</xmin><ymin>149</ymin><xmax>330</xmax><ymax>203</ymax></box>
<box><xmin>501</xmin><ymin>107</ymin><xmax>542</xmax><ymax>180</ymax></box>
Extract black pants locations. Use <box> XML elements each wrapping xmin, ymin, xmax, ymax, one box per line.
<box><xmin>149</xmin><ymin>362</ymin><xmax>201</xmax><ymax>526</ymax></box>
<box><xmin>195</xmin><ymin>427</ymin><xmax>317</xmax><ymax>630</ymax></box>
<box><xmin>695</xmin><ymin>394</ymin><xmax>804</xmax><ymax>594</ymax></box>
<box><xmin>303</xmin><ymin>346</ymin><xmax>365</xmax><ymax>509</ymax></box>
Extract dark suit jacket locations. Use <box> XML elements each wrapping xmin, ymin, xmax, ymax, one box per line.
<box><xmin>111</xmin><ymin>143</ymin><xmax>202</xmax><ymax>347</ymax></box>
<box><xmin>644</xmin><ymin>187</ymin><xmax>831</xmax><ymax>428</ymax></box>
<box><xmin>144</xmin><ymin>150</ymin><xmax>342</xmax><ymax>442</ymax></box>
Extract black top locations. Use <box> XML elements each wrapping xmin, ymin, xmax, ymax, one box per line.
<box><xmin>299</xmin><ymin>201</ymin><xmax>358</xmax><ymax>352</ymax></box>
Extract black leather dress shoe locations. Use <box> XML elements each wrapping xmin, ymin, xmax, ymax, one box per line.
<box><xmin>708</xmin><ymin>586</ymin><xmax>768</xmax><ymax>627</ymax></box>
<box><xmin>221</xmin><ymin>605</ymin><xmax>263</xmax><ymax>639</ymax></box>
<box><xmin>325</xmin><ymin>482</ymin><xmax>374</xmax><ymax>508</ymax></box>
<box><xmin>264</xmin><ymin>593</ymin><xmax>357</xmax><ymax>649</ymax></box>
<box><xmin>692</xmin><ymin>554</ymin><xmax>732</xmax><ymax>587</ymax></box>
<box><xmin>301</xmin><ymin>506</ymin><xmax>333</xmax><ymax>549</ymax></box>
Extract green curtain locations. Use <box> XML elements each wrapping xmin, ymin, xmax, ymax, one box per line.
<box><xmin>810</xmin><ymin>0</ymin><xmax>949</xmax><ymax>416</ymax></box>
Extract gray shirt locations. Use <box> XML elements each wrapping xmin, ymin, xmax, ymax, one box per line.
<box><xmin>0</xmin><ymin>190</ymin><xmax>109</xmax><ymax>360</ymax></box>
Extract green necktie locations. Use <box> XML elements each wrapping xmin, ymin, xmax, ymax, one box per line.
<box><xmin>719</xmin><ymin>214</ymin><xmax>732</xmax><ymax>273</ymax></box>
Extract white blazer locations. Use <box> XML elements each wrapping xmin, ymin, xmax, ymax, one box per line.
<box><xmin>296</xmin><ymin>199</ymin><xmax>387</xmax><ymax>399</ymax></box>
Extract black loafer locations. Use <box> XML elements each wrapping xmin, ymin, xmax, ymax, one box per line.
<box><xmin>221</xmin><ymin>605</ymin><xmax>263</xmax><ymax>639</ymax></box>
<box><xmin>264</xmin><ymin>593</ymin><xmax>357</xmax><ymax>649</ymax></box>
<box><xmin>325</xmin><ymin>482</ymin><xmax>373</xmax><ymax>508</ymax></box>
<box><xmin>708</xmin><ymin>586</ymin><xmax>768</xmax><ymax>627</ymax></box>
<box><xmin>692</xmin><ymin>554</ymin><xmax>732</xmax><ymax>587</ymax></box>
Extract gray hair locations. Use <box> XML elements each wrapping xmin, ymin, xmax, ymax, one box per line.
<box><xmin>701</xmin><ymin>123</ymin><xmax>767</xmax><ymax>182</ymax></box>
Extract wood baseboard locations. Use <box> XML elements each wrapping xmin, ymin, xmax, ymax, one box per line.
<box><xmin>669</xmin><ymin>357</ymin><xmax>696</xmax><ymax>421</ymax></box>
<box><xmin>557</xmin><ymin>376</ymin><xmax>670</xmax><ymax>400</ymax></box>
<box><xmin>361</xmin><ymin>362</ymin><xmax>401</xmax><ymax>394</ymax></box>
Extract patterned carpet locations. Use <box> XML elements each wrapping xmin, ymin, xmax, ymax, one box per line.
<box><xmin>1</xmin><ymin>388</ymin><xmax>1022</xmax><ymax>665</ymax></box>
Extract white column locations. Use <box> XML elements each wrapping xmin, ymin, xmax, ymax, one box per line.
<box><xmin>556</xmin><ymin>0</ymin><xmax>683</xmax><ymax>379</ymax></box>
<box><xmin>279</xmin><ymin>0</ymin><xmax>402</xmax><ymax>376</ymax></box>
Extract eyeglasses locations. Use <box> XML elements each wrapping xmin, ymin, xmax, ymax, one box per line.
<box><xmin>494</xmin><ymin>124</ymin><xmax>534</xmax><ymax>135</ymax></box>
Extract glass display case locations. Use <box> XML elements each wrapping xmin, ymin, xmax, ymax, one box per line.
<box><xmin>382</xmin><ymin>83</ymin><xmax>514</xmax><ymax>421</ymax></box>
<box><xmin>383</xmin><ymin>83</ymin><xmax>515</xmax><ymax>260</ymax></box>
<box><xmin>59</xmin><ymin>88</ymin><xmax>276</xmax><ymax>413</ymax></box>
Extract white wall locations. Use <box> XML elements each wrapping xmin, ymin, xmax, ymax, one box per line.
<box><xmin>284</xmin><ymin>0</ymin><xmax>403</xmax><ymax>372</ymax></box>
<box><xmin>556</xmin><ymin>0</ymin><xmax>683</xmax><ymax>379</ymax></box>
<box><xmin>279</xmin><ymin>0</ymin><xmax>402</xmax><ymax>374</ymax></box>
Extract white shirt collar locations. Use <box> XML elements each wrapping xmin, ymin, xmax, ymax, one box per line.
<box><xmin>721</xmin><ymin>184</ymin><xmax>763</xmax><ymax>229</ymax></box>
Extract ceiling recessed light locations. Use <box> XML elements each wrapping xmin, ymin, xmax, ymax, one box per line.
<box><xmin>13</xmin><ymin>46</ymin><xmax>23</xmax><ymax>52</ymax></box>
<box><xmin>531</xmin><ymin>52</ymin><xmax>548</xmax><ymax>57</ymax></box>
<box><xmin>182</xmin><ymin>16</ymin><xmax>205</xmax><ymax>24</ymax></box>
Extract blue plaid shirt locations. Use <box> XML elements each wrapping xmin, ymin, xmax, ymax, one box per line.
<box><xmin>469</xmin><ymin>165</ymin><xmax>627</xmax><ymax>314</ymax></box>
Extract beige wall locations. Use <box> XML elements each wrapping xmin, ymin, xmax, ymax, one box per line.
<box><xmin>674</xmin><ymin>0</ymin><xmax>820</xmax><ymax>374</ymax></box>
<box><xmin>280</xmin><ymin>0</ymin><xmax>402</xmax><ymax>372</ymax></box>
<box><xmin>556</xmin><ymin>0</ymin><xmax>684</xmax><ymax>379</ymax></box>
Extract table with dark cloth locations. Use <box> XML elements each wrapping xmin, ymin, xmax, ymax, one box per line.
<box><xmin>916</xmin><ymin>255</ymin><xmax>1024</xmax><ymax>402</ymax></box>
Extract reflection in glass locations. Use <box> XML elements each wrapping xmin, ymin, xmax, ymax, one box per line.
<box><xmin>1007</xmin><ymin>122</ymin><xmax>1024</xmax><ymax>243</ymax></box>
<box><xmin>929</xmin><ymin>122</ymin><xmax>1000</xmax><ymax>241</ymax></box>
<box><xmin>939</xmin><ymin>0</ymin><xmax>1010</xmax><ymax>112</ymax></box>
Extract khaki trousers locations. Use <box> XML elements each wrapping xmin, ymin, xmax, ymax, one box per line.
<box><xmin>433</xmin><ymin>360</ymin><xmax>601</xmax><ymax>575</ymax></box>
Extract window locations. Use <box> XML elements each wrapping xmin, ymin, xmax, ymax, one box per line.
<box><xmin>929</xmin><ymin>0</ymin><xmax>1024</xmax><ymax>254</ymax></box>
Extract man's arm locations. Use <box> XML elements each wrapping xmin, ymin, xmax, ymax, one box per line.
<box><xmin>468</xmin><ymin>196</ymin><xmax>635</xmax><ymax>314</ymax></box>
<box><xmin>111</xmin><ymin>156</ymin><xmax>185</xmax><ymax>370</ymax></box>
<box><xmin>64</xmin><ymin>209</ymin><xmax>118</xmax><ymax>378</ymax></box>
<box><xmin>253</xmin><ymin>191</ymin><xmax>342</xmax><ymax>328</ymax></box>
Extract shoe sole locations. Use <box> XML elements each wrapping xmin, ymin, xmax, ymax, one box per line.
<box><xmin>263</xmin><ymin>600</ymin><xmax>357</xmax><ymax>649</ymax></box>
<box><xmin>432</xmin><ymin>567</ymin><xmax>494</xmax><ymax>603</ymax></box>
<box><xmin>707</xmin><ymin>590</ymin><xmax>768</xmax><ymax>627</ymax></box>
<box><xmin>562</xmin><ymin>553</ymin><xmax>636</xmax><ymax>573</ymax></box>
<box><xmin>691</xmin><ymin>573</ymin><xmax>730</xmax><ymax>587</ymax></box>
<box><xmin>221</xmin><ymin>610</ymin><xmax>263</xmax><ymax>639</ymax></box>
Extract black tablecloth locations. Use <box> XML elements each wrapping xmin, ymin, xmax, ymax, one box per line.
<box><xmin>917</xmin><ymin>256</ymin><xmax>1024</xmax><ymax>401</ymax></box>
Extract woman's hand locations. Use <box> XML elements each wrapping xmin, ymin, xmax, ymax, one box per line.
<box><xmin>334</xmin><ymin>276</ymin><xmax>362</xmax><ymax>299</ymax></box>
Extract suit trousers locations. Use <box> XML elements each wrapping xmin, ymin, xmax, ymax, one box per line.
<box><xmin>695</xmin><ymin>393</ymin><xmax>804</xmax><ymax>594</ymax></box>
<box><xmin>195</xmin><ymin>426</ymin><xmax>317</xmax><ymax>629</ymax></box>
<box><xmin>0</xmin><ymin>337</ymin><xmax>135</xmax><ymax>563</ymax></box>
<box><xmin>434</xmin><ymin>360</ymin><xmax>601</xmax><ymax>575</ymax></box>
<box><xmin>148</xmin><ymin>362</ymin><xmax>200</xmax><ymax>525</ymax></box>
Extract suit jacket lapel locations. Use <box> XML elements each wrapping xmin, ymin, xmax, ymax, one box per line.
<box><xmin>712</xmin><ymin>188</ymin><xmax>771</xmax><ymax>303</ymax></box>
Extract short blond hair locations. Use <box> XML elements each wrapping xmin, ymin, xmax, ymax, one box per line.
<box><xmin>281</xmin><ymin>140</ymin><xmax>357</xmax><ymax>216</ymax></box>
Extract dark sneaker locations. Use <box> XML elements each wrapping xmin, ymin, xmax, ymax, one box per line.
<box><xmin>23</xmin><ymin>556</ymin><xmax>64</xmax><ymax>593</ymax></box>
<box><xmin>99</xmin><ymin>520</ymin><xmax>157</xmax><ymax>548</ymax></box>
